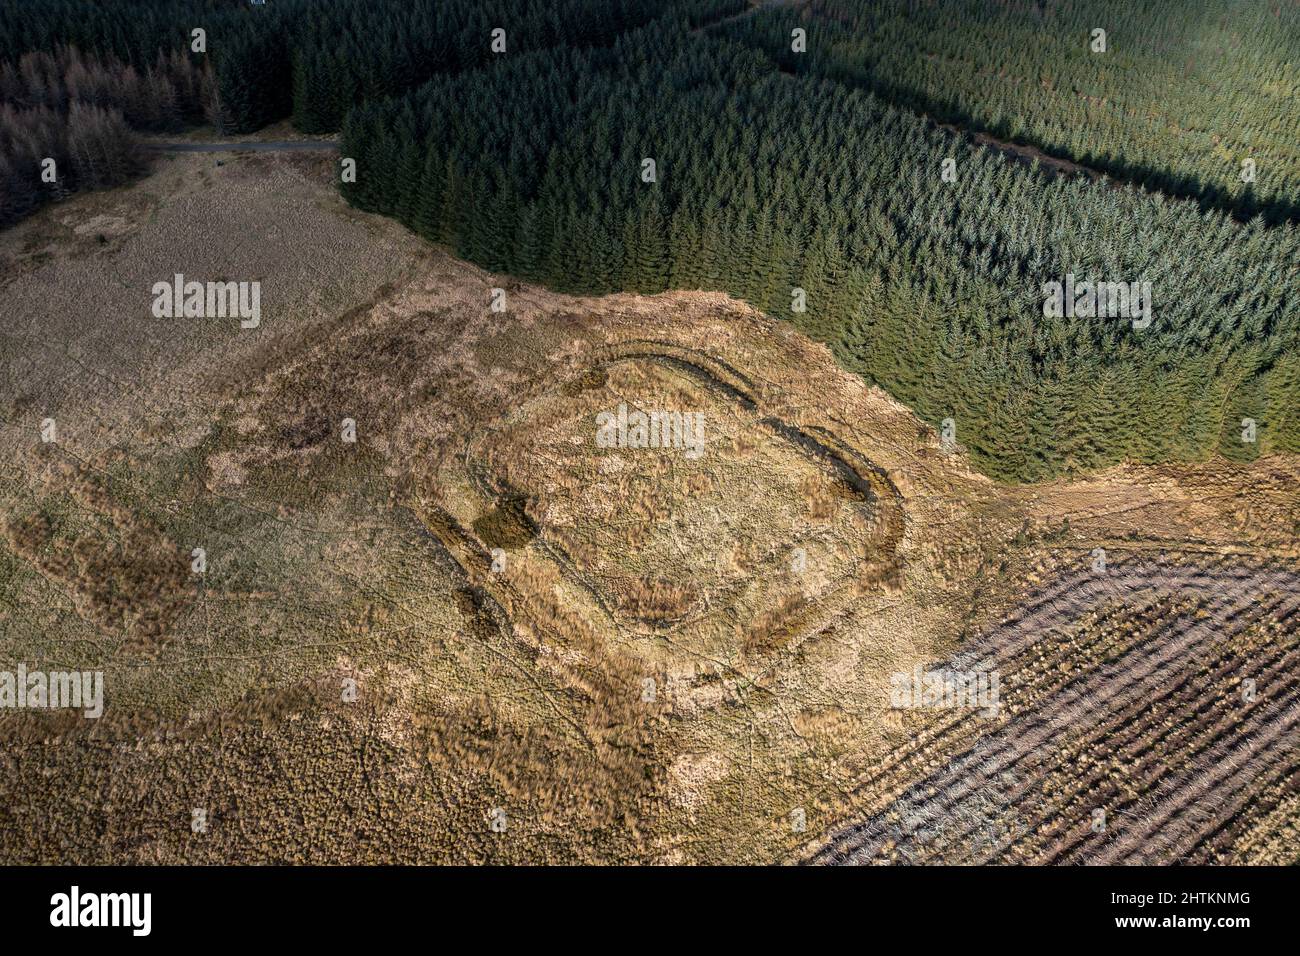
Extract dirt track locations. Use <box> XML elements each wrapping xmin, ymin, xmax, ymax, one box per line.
<box><xmin>146</xmin><ymin>141</ymin><xmax>338</xmax><ymax>152</ymax></box>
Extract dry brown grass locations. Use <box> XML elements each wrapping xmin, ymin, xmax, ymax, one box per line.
<box><xmin>3</xmin><ymin>459</ymin><xmax>190</xmax><ymax>647</ymax></box>
<box><xmin>1</xmin><ymin>145</ymin><xmax>1296</xmax><ymax>865</ymax></box>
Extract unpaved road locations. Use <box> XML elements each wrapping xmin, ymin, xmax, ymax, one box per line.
<box><xmin>693</xmin><ymin>0</ymin><xmax>799</xmax><ymax>33</ymax></box>
<box><xmin>147</xmin><ymin>140</ymin><xmax>337</xmax><ymax>152</ymax></box>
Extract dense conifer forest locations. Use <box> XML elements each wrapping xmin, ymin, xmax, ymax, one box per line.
<box><xmin>726</xmin><ymin>0</ymin><xmax>1300</xmax><ymax>223</ymax></box>
<box><xmin>3</xmin><ymin>0</ymin><xmax>1297</xmax><ymax>482</ymax></box>
<box><xmin>339</xmin><ymin>5</ymin><xmax>1300</xmax><ymax>481</ymax></box>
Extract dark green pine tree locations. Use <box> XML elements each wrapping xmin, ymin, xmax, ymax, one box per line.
<box><xmin>366</xmin><ymin>125</ymin><xmax>401</xmax><ymax>216</ymax></box>
<box><xmin>630</xmin><ymin>197</ymin><xmax>669</xmax><ymax>293</ymax></box>
<box><xmin>513</xmin><ymin>203</ymin><xmax>546</xmax><ymax>281</ymax></box>
<box><xmin>477</xmin><ymin>172</ymin><xmax>517</xmax><ymax>274</ymax></box>
<box><xmin>667</xmin><ymin>208</ymin><xmax>703</xmax><ymax>290</ymax></box>
<box><xmin>412</xmin><ymin>149</ymin><xmax>446</xmax><ymax>242</ymax></box>
<box><xmin>394</xmin><ymin>141</ymin><xmax>424</xmax><ymax>226</ymax></box>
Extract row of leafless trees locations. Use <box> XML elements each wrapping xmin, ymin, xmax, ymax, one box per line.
<box><xmin>0</xmin><ymin>47</ymin><xmax>217</xmax><ymax>229</ymax></box>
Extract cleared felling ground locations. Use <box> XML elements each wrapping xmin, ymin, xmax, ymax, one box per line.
<box><xmin>0</xmin><ymin>148</ymin><xmax>1296</xmax><ymax>864</ymax></box>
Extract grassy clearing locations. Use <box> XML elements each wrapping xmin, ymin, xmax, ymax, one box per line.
<box><xmin>1</xmin><ymin>152</ymin><xmax>1295</xmax><ymax>863</ymax></box>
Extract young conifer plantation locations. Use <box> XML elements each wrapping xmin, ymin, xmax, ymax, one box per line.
<box><xmin>728</xmin><ymin>0</ymin><xmax>1300</xmax><ymax>223</ymax></box>
<box><xmin>340</xmin><ymin>6</ymin><xmax>1300</xmax><ymax>481</ymax></box>
<box><xmin>2</xmin><ymin>0</ymin><xmax>1297</xmax><ymax>478</ymax></box>
<box><xmin>5</xmin><ymin>0</ymin><xmax>1300</xmax><ymax>897</ymax></box>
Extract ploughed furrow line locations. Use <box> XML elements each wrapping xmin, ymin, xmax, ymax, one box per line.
<box><xmin>862</xmin><ymin>595</ymin><xmax>1240</xmax><ymax>865</ymax></box>
<box><xmin>977</xmin><ymin>606</ymin><xmax>1294</xmax><ymax>868</ymax></box>
<box><xmin>1034</xmin><ymin>621</ymin><xmax>1300</xmax><ymax>864</ymax></box>
<box><xmin>810</xmin><ymin>573</ymin><xmax>1220</xmax><ymax>864</ymax></box>
<box><xmin>1086</xmin><ymin>636</ymin><xmax>1300</xmax><ymax>863</ymax></box>
<box><xmin>817</xmin><ymin>598</ymin><xmax>1215</xmax><ymax>864</ymax></box>
<box><xmin>1004</xmin><ymin>605</ymin><xmax>1297</xmax><ymax>864</ymax></box>
<box><xmin>853</xmin><ymin>597</ymin><xmax>1158</xmax><ymax>782</ymax></box>
<box><xmin>953</xmin><ymin>591</ymin><xmax>1296</xmax><ymax>866</ymax></box>
<box><xmin>1182</xmin><ymin>606</ymin><xmax>1300</xmax><ymax>864</ymax></box>
<box><xmin>810</xmin><ymin>560</ymin><xmax>1300</xmax><ymax>865</ymax></box>
<box><xmin>1121</xmin><ymin>618</ymin><xmax>1297</xmax><ymax>769</ymax></box>
<box><xmin>955</xmin><ymin>593</ymin><xmax>1293</xmax><ymax>865</ymax></box>
<box><xmin>1185</xmin><ymin>762</ymin><xmax>1300</xmax><ymax>864</ymax></box>
<box><xmin>1092</xmin><ymin>694</ymin><xmax>1300</xmax><ymax>864</ymax></box>
<box><xmin>810</xmin><ymin>563</ymin><xmax>1298</xmax><ymax>864</ymax></box>
<box><xmin>805</xmin><ymin>595</ymin><xmax>1167</xmax><ymax>861</ymax></box>
<box><xmin>947</xmin><ymin>560</ymin><xmax>1283</xmax><ymax>687</ymax></box>
<box><xmin>951</xmin><ymin>561</ymin><xmax>1214</xmax><ymax>669</ymax></box>
<box><xmin>1170</xmin><ymin>752</ymin><xmax>1300</xmax><ymax>865</ymax></box>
